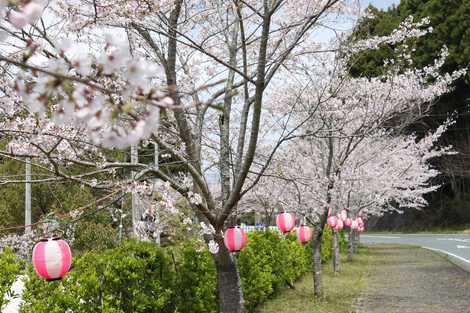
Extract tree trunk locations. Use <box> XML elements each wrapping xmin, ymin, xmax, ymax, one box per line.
<box><xmin>214</xmin><ymin>241</ymin><xmax>244</xmax><ymax>313</ymax></box>
<box><xmin>332</xmin><ymin>229</ymin><xmax>340</xmax><ymax>273</ymax></box>
<box><xmin>353</xmin><ymin>230</ymin><xmax>359</xmax><ymax>253</ymax></box>
<box><xmin>312</xmin><ymin>228</ymin><xmax>323</xmax><ymax>297</ymax></box>
<box><xmin>347</xmin><ymin>229</ymin><xmax>354</xmax><ymax>262</ymax></box>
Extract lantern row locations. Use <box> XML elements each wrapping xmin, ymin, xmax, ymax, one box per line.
<box><xmin>223</xmin><ymin>210</ymin><xmax>366</xmax><ymax>253</ymax></box>
<box><xmin>30</xmin><ymin>210</ymin><xmax>364</xmax><ymax>281</ymax></box>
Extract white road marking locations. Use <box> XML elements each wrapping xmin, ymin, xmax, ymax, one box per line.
<box><xmin>456</xmin><ymin>245</ymin><xmax>470</xmax><ymax>249</ymax></box>
<box><xmin>423</xmin><ymin>246</ymin><xmax>470</xmax><ymax>265</ymax></box>
<box><xmin>437</xmin><ymin>238</ymin><xmax>470</xmax><ymax>243</ymax></box>
<box><xmin>362</xmin><ymin>235</ymin><xmax>401</xmax><ymax>239</ymax></box>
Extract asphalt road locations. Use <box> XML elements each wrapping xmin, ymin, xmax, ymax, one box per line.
<box><xmin>361</xmin><ymin>233</ymin><xmax>470</xmax><ymax>272</ymax></box>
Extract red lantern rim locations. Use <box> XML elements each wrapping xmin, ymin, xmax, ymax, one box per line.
<box><xmin>45</xmin><ymin>277</ymin><xmax>64</xmax><ymax>282</ymax></box>
<box><xmin>226</xmin><ymin>225</ymin><xmax>244</xmax><ymax>229</ymax></box>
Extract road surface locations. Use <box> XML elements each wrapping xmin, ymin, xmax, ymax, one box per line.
<box><xmin>361</xmin><ymin>233</ymin><xmax>470</xmax><ymax>272</ymax></box>
<box><xmin>356</xmin><ymin>245</ymin><xmax>470</xmax><ymax>313</ymax></box>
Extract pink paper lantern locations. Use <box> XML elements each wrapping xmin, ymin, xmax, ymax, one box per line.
<box><xmin>296</xmin><ymin>225</ymin><xmax>313</xmax><ymax>244</ymax></box>
<box><xmin>357</xmin><ymin>217</ymin><xmax>364</xmax><ymax>228</ymax></box>
<box><xmin>351</xmin><ymin>219</ymin><xmax>359</xmax><ymax>230</ymax></box>
<box><xmin>335</xmin><ymin>219</ymin><xmax>344</xmax><ymax>231</ymax></box>
<box><xmin>32</xmin><ymin>238</ymin><xmax>72</xmax><ymax>281</ymax></box>
<box><xmin>344</xmin><ymin>218</ymin><xmax>352</xmax><ymax>227</ymax></box>
<box><xmin>276</xmin><ymin>212</ymin><xmax>296</xmax><ymax>233</ymax></box>
<box><xmin>224</xmin><ymin>227</ymin><xmax>248</xmax><ymax>252</ymax></box>
<box><xmin>327</xmin><ymin>216</ymin><xmax>338</xmax><ymax>228</ymax></box>
<box><xmin>339</xmin><ymin>209</ymin><xmax>348</xmax><ymax>221</ymax></box>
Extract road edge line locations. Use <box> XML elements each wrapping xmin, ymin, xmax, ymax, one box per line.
<box><xmin>422</xmin><ymin>246</ymin><xmax>470</xmax><ymax>265</ymax></box>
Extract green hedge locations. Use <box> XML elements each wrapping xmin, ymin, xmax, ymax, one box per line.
<box><xmin>171</xmin><ymin>242</ymin><xmax>217</xmax><ymax>313</ymax></box>
<box><xmin>0</xmin><ymin>248</ymin><xmax>22</xmax><ymax>308</ymax></box>
<box><xmin>238</xmin><ymin>231</ymin><xmax>310</xmax><ymax>312</ymax></box>
<box><xmin>20</xmin><ymin>241</ymin><xmax>176</xmax><ymax>313</ymax></box>
<box><xmin>20</xmin><ymin>240</ymin><xmax>216</xmax><ymax>313</ymax></box>
<box><xmin>18</xmin><ymin>229</ymin><xmax>339</xmax><ymax>313</ymax></box>
<box><xmin>319</xmin><ymin>227</ymin><xmax>348</xmax><ymax>263</ymax></box>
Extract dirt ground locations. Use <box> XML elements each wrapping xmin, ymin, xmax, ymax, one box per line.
<box><xmin>355</xmin><ymin>245</ymin><xmax>470</xmax><ymax>313</ymax></box>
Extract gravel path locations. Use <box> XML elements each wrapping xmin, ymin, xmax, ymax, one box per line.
<box><xmin>356</xmin><ymin>245</ymin><xmax>470</xmax><ymax>313</ymax></box>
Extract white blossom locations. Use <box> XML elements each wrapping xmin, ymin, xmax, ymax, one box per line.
<box><xmin>208</xmin><ymin>240</ymin><xmax>219</xmax><ymax>254</ymax></box>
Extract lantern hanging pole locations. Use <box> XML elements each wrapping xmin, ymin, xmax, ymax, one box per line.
<box><xmin>25</xmin><ymin>157</ymin><xmax>32</xmax><ymax>234</ymax></box>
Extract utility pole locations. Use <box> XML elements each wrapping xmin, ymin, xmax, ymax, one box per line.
<box><xmin>154</xmin><ymin>134</ymin><xmax>161</xmax><ymax>245</ymax></box>
<box><xmin>25</xmin><ymin>157</ymin><xmax>32</xmax><ymax>233</ymax></box>
<box><xmin>131</xmin><ymin>145</ymin><xmax>139</xmax><ymax>236</ymax></box>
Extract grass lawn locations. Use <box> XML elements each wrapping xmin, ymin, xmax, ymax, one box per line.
<box><xmin>257</xmin><ymin>246</ymin><xmax>372</xmax><ymax>313</ymax></box>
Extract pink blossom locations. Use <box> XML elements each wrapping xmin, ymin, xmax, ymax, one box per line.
<box><xmin>22</xmin><ymin>1</ymin><xmax>45</xmax><ymax>23</ymax></box>
<box><xmin>8</xmin><ymin>10</ymin><xmax>29</xmax><ymax>29</ymax></box>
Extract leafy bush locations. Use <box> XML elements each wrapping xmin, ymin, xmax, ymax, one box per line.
<box><xmin>171</xmin><ymin>242</ymin><xmax>217</xmax><ymax>313</ymax></box>
<box><xmin>18</xmin><ymin>232</ymin><xmax>321</xmax><ymax>313</ymax></box>
<box><xmin>238</xmin><ymin>231</ymin><xmax>277</xmax><ymax>311</ymax></box>
<box><xmin>21</xmin><ymin>240</ymin><xmax>175</xmax><ymax>313</ymax></box>
<box><xmin>238</xmin><ymin>231</ymin><xmax>310</xmax><ymax>312</ymax></box>
<box><xmin>338</xmin><ymin>229</ymin><xmax>348</xmax><ymax>252</ymax></box>
<box><xmin>320</xmin><ymin>227</ymin><xmax>333</xmax><ymax>262</ymax></box>
<box><xmin>0</xmin><ymin>248</ymin><xmax>22</xmax><ymax>308</ymax></box>
<box><xmin>318</xmin><ymin>227</ymin><xmax>348</xmax><ymax>263</ymax></box>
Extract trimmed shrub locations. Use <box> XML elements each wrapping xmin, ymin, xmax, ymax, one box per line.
<box><xmin>238</xmin><ymin>231</ymin><xmax>277</xmax><ymax>311</ymax></box>
<box><xmin>20</xmin><ymin>240</ymin><xmax>175</xmax><ymax>313</ymax></box>
<box><xmin>238</xmin><ymin>231</ymin><xmax>310</xmax><ymax>312</ymax></box>
<box><xmin>320</xmin><ymin>227</ymin><xmax>333</xmax><ymax>262</ymax></box>
<box><xmin>172</xmin><ymin>242</ymin><xmax>217</xmax><ymax>313</ymax></box>
<box><xmin>18</xmin><ymin>231</ymin><xmax>325</xmax><ymax>313</ymax></box>
<box><xmin>338</xmin><ymin>229</ymin><xmax>348</xmax><ymax>252</ymax></box>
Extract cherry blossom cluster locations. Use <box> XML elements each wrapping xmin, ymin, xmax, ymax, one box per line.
<box><xmin>199</xmin><ymin>222</ymin><xmax>219</xmax><ymax>254</ymax></box>
<box><xmin>11</xmin><ymin>33</ymin><xmax>172</xmax><ymax>149</ymax></box>
<box><xmin>3</xmin><ymin>0</ymin><xmax>45</xmax><ymax>29</ymax></box>
<box><xmin>0</xmin><ymin>232</ymin><xmax>38</xmax><ymax>260</ymax></box>
<box><xmin>53</xmin><ymin>0</ymin><xmax>173</xmax><ymax>31</ymax></box>
<box><xmin>1</xmin><ymin>115</ymin><xmax>98</xmax><ymax>163</ymax></box>
<box><xmin>247</xmin><ymin>17</ymin><xmax>465</xmax><ymax>224</ymax></box>
<box><xmin>330</xmin><ymin>121</ymin><xmax>456</xmax><ymax>218</ymax></box>
<box><xmin>345</xmin><ymin>16</ymin><xmax>433</xmax><ymax>55</ymax></box>
<box><xmin>263</xmin><ymin>118</ymin><xmax>454</xmax><ymax>223</ymax></box>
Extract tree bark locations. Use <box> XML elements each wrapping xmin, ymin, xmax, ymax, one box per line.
<box><xmin>312</xmin><ymin>227</ymin><xmax>323</xmax><ymax>297</ymax></box>
<box><xmin>347</xmin><ymin>228</ymin><xmax>354</xmax><ymax>262</ymax></box>
<box><xmin>332</xmin><ymin>229</ymin><xmax>341</xmax><ymax>273</ymax></box>
<box><xmin>213</xmin><ymin>239</ymin><xmax>244</xmax><ymax>313</ymax></box>
<box><xmin>353</xmin><ymin>230</ymin><xmax>359</xmax><ymax>253</ymax></box>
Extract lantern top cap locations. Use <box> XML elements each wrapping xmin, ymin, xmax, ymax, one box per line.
<box><xmin>39</xmin><ymin>236</ymin><xmax>62</xmax><ymax>242</ymax></box>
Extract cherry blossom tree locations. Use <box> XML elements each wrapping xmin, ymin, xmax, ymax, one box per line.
<box><xmin>1</xmin><ymin>1</ymin><xmax>464</xmax><ymax>310</ymax></box>
<box><xmin>0</xmin><ymin>1</ymin><xmax>363</xmax><ymax>312</ymax></box>
<box><xmin>258</xmin><ymin>112</ymin><xmax>457</xmax><ymax>296</ymax></box>
<box><xmin>243</xmin><ymin>18</ymin><xmax>465</xmax><ymax>295</ymax></box>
